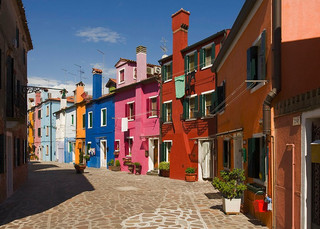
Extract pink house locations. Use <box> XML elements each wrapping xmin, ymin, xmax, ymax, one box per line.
<box><xmin>114</xmin><ymin>46</ymin><xmax>161</xmax><ymax>174</ymax></box>
<box><xmin>34</xmin><ymin>91</ymin><xmax>42</xmax><ymax>160</ymax></box>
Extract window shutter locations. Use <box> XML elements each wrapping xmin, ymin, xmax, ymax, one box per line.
<box><xmin>146</xmin><ymin>98</ymin><xmax>150</xmax><ymax>118</ymax></box>
<box><xmin>211</xmin><ymin>43</ymin><xmax>216</xmax><ymax>63</ymax></box>
<box><xmin>194</xmin><ymin>95</ymin><xmax>198</xmax><ymax>118</ymax></box>
<box><xmin>132</xmin><ymin>102</ymin><xmax>135</xmax><ymax>120</ymax></box>
<box><xmin>259</xmin><ymin>30</ymin><xmax>266</xmax><ymax>80</ymax></box>
<box><xmin>161</xmin><ymin>65</ymin><xmax>165</xmax><ymax>82</ymax></box>
<box><xmin>182</xmin><ymin>98</ymin><xmax>188</xmax><ymax>120</ymax></box>
<box><xmin>156</xmin><ymin>97</ymin><xmax>160</xmax><ymax>117</ymax></box>
<box><xmin>114</xmin><ymin>141</ymin><xmax>117</xmax><ymax>151</ymax></box>
<box><xmin>248</xmin><ymin>138</ymin><xmax>255</xmax><ymax>178</ymax></box>
<box><xmin>184</xmin><ymin>56</ymin><xmax>188</xmax><ymax>75</ymax></box>
<box><xmin>194</xmin><ymin>51</ymin><xmax>198</xmax><ymax>71</ymax></box>
<box><xmin>223</xmin><ymin>140</ymin><xmax>229</xmax><ymax>168</ymax></box>
<box><xmin>162</xmin><ymin>103</ymin><xmax>166</xmax><ymax>123</ymax></box>
<box><xmin>247</xmin><ymin>46</ymin><xmax>258</xmax><ymax>88</ymax></box>
<box><xmin>170</xmin><ymin>63</ymin><xmax>172</xmax><ymax>79</ymax></box>
<box><xmin>103</xmin><ymin>109</ymin><xmax>106</xmax><ymax>125</ymax></box>
<box><xmin>199</xmin><ymin>48</ymin><xmax>204</xmax><ymax>69</ymax></box>
<box><xmin>260</xmin><ymin>137</ymin><xmax>266</xmax><ymax>182</ymax></box>
<box><xmin>211</xmin><ymin>91</ymin><xmax>218</xmax><ymax>114</ymax></box>
<box><xmin>125</xmin><ymin>139</ymin><xmax>129</xmax><ymax>156</ymax></box>
<box><xmin>125</xmin><ymin>104</ymin><xmax>128</xmax><ymax>118</ymax></box>
<box><xmin>199</xmin><ymin>94</ymin><xmax>204</xmax><ymax>117</ymax></box>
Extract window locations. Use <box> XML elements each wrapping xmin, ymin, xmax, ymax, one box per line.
<box><xmin>46</xmin><ymin>106</ymin><xmax>49</xmax><ymax>116</ymax></box>
<box><xmin>6</xmin><ymin>56</ymin><xmax>14</xmax><ymax>117</ymax></box>
<box><xmin>46</xmin><ymin>145</ymin><xmax>49</xmax><ymax>156</ymax></box>
<box><xmin>248</xmin><ymin>136</ymin><xmax>266</xmax><ymax>182</ymax></box>
<box><xmin>46</xmin><ymin>126</ymin><xmax>49</xmax><ymax>136</ymax></box>
<box><xmin>82</xmin><ymin>114</ymin><xmax>85</xmax><ymax>128</ymax></box>
<box><xmin>161</xmin><ymin>141</ymin><xmax>172</xmax><ymax>162</ymax></box>
<box><xmin>200</xmin><ymin>43</ymin><xmax>216</xmax><ymax>69</ymax></box>
<box><xmin>68</xmin><ymin>142</ymin><xmax>73</xmax><ymax>152</ymax></box>
<box><xmin>114</xmin><ymin>140</ymin><xmax>120</xmax><ymax>152</ymax></box>
<box><xmin>183</xmin><ymin>95</ymin><xmax>198</xmax><ymax>120</ymax></box>
<box><xmin>223</xmin><ymin>140</ymin><xmax>231</xmax><ymax>168</ymax></box>
<box><xmin>147</xmin><ymin>96</ymin><xmax>158</xmax><ymax>118</ymax></box>
<box><xmin>101</xmin><ymin>108</ymin><xmax>107</xmax><ymax>126</ymax></box>
<box><xmin>71</xmin><ymin>114</ymin><xmax>74</xmax><ymax>125</ymax></box>
<box><xmin>38</xmin><ymin>128</ymin><xmax>41</xmax><ymax>137</ymax></box>
<box><xmin>162</xmin><ymin>101</ymin><xmax>172</xmax><ymax>123</ymax></box>
<box><xmin>161</xmin><ymin>62</ymin><xmax>172</xmax><ymax>82</ymax></box>
<box><xmin>199</xmin><ymin>90</ymin><xmax>214</xmax><ymax>117</ymax></box>
<box><xmin>126</xmin><ymin>137</ymin><xmax>133</xmax><ymax>156</ymax></box>
<box><xmin>38</xmin><ymin>109</ymin><xmax>41</xmax><ymax>119</ymax></box>
<box><xmin>211</xmin><ymin>81</ymin><xmax>226</xmax><ymax>115</ymax></box>
<box><xmin>126</xmin><ymin>102</ymin><xmax>135</xmax><ymax>121</ymax></box>
<box><xmin>119</xmin><ymin>69</ymin><xmax>125</xmax><ymax>83</ymax></box>
<box><xmin>247</xmin><ymin>30</ymin><xmax>266</xmax><ymax>89</ymax></box>
<box><xmin>87</xmin><ymin>142</ymin><xmax>91</xmax><ymax>155</ymax></box>
<box><xmin>184</xmin><ymin>51</ymin><xmax>198</xmax><ymax>74</ymax></box>
<box><xmin>88</xmin><ymin>112</ymin><xmax>93</xmax><ymax>128</ymax></box>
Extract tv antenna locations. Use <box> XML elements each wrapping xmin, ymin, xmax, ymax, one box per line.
<box><xmin>97</xmin><ymin>49</ymin><xmax>106</xmax><ymax>94</ymax></box>
<box><xmin>74</xmin><ymin>64</ymin><xmax>85</xmax><ymax>82</ymax></box>
<box><xmin>62</xmin><ymin>68</ymin><xmax>77</xmax><ymax>83</ymax></box>
<box><xmin>160</xmin><ymin>37</ymin><xmax>168</xmax><ymax>55</ymax></box>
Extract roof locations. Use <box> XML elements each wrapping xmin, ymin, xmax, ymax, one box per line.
<box><xmin>171</xmin><ymin>8</ymin><xmax>190</xmax><ymax>18</ymax></box>
<box><xmin>114</xmin><ymin>58</ymin><xmax>160</xmax><ymax>68</ymax></box>
<box><xmin>92</xmin><ymin>68</ymin><xmax>103</xmax><ymax>74</ymax></box>
<box><xmin>86</xmin><ymin>92</ymin><xmax>114</xmax><ymax>105</ymax></box>
<box><xmin>158</xmin><ymin>55</ymin><xmax>173</xmax><ymax>64</ymax></box>
<box><xmin>211</xmin><ymin>0</ymin><xmax>258</xmax><ymax>72</ymax></box>
<box><xmin>17</xmin><ymin>0</ymin><xmax>33</xmax><ymax>50</ymax></box>
<box><xmin>106</xmin><ymin>78</ymin><xmax>116</xmax><ymax>88</ymax></box>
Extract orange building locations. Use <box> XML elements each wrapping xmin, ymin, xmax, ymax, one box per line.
<box><xmin>27</xmin><ymin>99</ymin><xmax>35</xmax><ymax>160</ymax></box>
<box><xmin>211</xmin><ymin>0</ymin><xmax>273</xmax><ymax>227</ymax></box>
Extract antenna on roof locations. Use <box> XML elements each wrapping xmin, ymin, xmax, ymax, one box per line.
<box><xmin>160</xmin><ymin>37</ymin><xmax>168</xmax><ymax>58</ymax></box>
<box><xmin>74</xmin><ymin>64</ymin><xmax>85</xmax><ymax>82</ymax></box>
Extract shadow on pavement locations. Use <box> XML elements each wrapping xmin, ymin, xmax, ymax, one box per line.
<box><xmin>0</xmin><ymin>162</ymin><xmax>95</xmax><ymax>226</ymax></box>
<box><xmin>204</xmin><ymin>192</ymin><xmax>221</xmax><ymax>199</ymax></box>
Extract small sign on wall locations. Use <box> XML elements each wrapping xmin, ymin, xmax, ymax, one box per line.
<box><xmin>293</xmin><ymin>116</ymin><xmax>301</xmax><ymax>126</ymax></box>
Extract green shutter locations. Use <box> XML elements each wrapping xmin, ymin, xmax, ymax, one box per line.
<box><xmin>182</xmin><ymin>98</ymin><xmax>188</xmax><ymax>120</ymax></box>
<box><xmin>184</xmin><ymin>56</ymin><xmax>188</xmax><ymax>75</ymax></box>
<box><xmin>259</xmin><ymin>30</ymin><xmax>266</xmax><ymax>80</ymax></box>
<box><xmin>194</xmin><ymin>95</ymin><xmax>198</xmax><ymax>118</ymax></box>
<box><xmin>160</xmin><ymin>143</ymin><xmax>165</xmax><ymax>162</ymax></box>
<box><xmin>248</xmin><ymin>138</ymin><xmax>254</xmax><ymax>178</ymax></box>
<box><xmin>247</xmin><ymin>46</ymin><xmax>258</xmax><ymax>88</ymax></box>
<box><xmin>71</xmin><ymin>115</ymin><xmax>74</xmax><ymax>125</ymax></box>
<box><xmin>69</xmin><ymin>142</ymin><xmax>72</xmax><ymax>152</ymax></box>
<box><xmin>194</xmin><ymin>51</ymin><xmax>198</xmax><ymax>71</ymax></box>
<box><xmin>260</xmin><ymin>137</ymin><xmax>266</xmax><ymax>182</ymax></box>
<box><xmin>211</xmin><ymin>91</ymin><xmax>218</xmax><ymax>114</ymax></box>
<box><xmin>199</xmin><ymin>94</ymin><xmax>203</xmax><ymax>117</ymax></box>
<box><xmin>161</xmin><ymin>65</ymin><xmax>165</xmax><ymax>82</ymax></box>
<box><xmin>102</xmin><ymin>109</ymin><xmax>106</xmax><ymax>125</ymax></box>
<box><xmin>170</xmin><ymin>63</ymin><xmax>173</xmax><ymax>79</ymax></box>
<box><xmin>211</xmin><ymin>43</ymin><xmax>216</xmax><ymax>63</ymax></box>
<box><xmin>200</xmin><ymin>48</ymin><xmax>204</xmax><ymax>69</ymax></box>
<box><xmin>162</xmin><ymin>103</ymin><xmax>166</xmax><ymax>123</ymax></box>
<box><xmin>164</xmin><ymin>142</ymin><xmax>167</xmax><ymax>162</ymax></box>
<box><xmin>90</xmin><ymin>113</ymin><xmax>93</xmax><ymax>127</ymax></box>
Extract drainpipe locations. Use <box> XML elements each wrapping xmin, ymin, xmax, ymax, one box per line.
<box><xmin>263</xmin><ymin>1</ymin><xmax>281</xmax><ymax>227</ymax></box>
<box><xmin>286</xmin><ymin>144</ymin><xmax>295</xmax><ymax>229</ymax></box>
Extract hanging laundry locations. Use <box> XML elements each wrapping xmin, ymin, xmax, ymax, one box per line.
<box><xmin>175</xmin><ymin>75</ymin><xmax>185</xmax><ymax>98</ymax></box>
<box><xmin>121</xmin><ymin>117</ymin><xmax>128</xmax><ymax>132</ymax></box>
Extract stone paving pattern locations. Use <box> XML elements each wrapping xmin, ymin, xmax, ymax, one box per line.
<box><xmin>0</xmin><ymin>162</ymin><xmax>267</xmax><ymax>228</ymax></box>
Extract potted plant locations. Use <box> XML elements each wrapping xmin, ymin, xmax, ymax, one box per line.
<box><xmin>159</xmin><ymin>162</ymin><xmax>170</xmax><ymax>177</ymax></box>
<box><xmin>107</xmin><ymin>159</ymin><xmax>114</xmax><ymax>170</ymax></box>
<box><xmin>212</xmin><ymin>168</ymin><xmax>247</xmax><ymax>214</ymax></box>
<box><xmin>134</xmin><ymin>162</ymin><xmax>141</xmax><ymax>175</ymax></box>
<box><xmin>185</xmin><ymin>167</ymin><xmax>196</xmax><ymax>182</ymax></box>
<box><xmin>127</xmin><ymin>162</ymin><xmax>134</xmax><ymax>173</ymax></box>
<box><xmin>74</xmin><ymin>150</ymin><xmax>86</xmax><ymax>174</ymax></box>
<box><xmin>123</xmin><ymin>157</ymin><xmax>132</xmax><ymax>165</ymax></box>
<box><xmin>109</xmin><ymin>159</ymin><xmax>121</xmax><ymax>171</ymax></box>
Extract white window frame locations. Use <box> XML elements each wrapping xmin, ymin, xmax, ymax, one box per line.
<box><xmin>87</xmin><ymin>141</ymin><xmax>92</xmax><ymax>155</ymax></box>
<box><xmin>127</xmin><ymin>101</ymin><xmax>135</xmax><ymax>121</ymax></box>
<box><xmin>186</xmin><ymin>50</ymin><xmax>197</xmax><ymax>74</ymax></box>
<box><xmin>118</xmin><ymin>68</ymin><xmax>125</xmax><ymax>84</ymax></box>
<box><xmin>149</xmin><ymin>95</ymin><xmax>158</xmax><ymax>118</ymax></box>
<box><xmin>101</xmin><ymin>108</ymin><xmax>107</xmax><ymax>127</ymax></box>
<box><xmin>163</xmin><ymin>140</ymin><xmax>172</xmax><ymax>162</ymax></box>
<box><xmin>114</xmin><ymin>139</ymin><xmax>120</xmax><ymax>152</ymax></box>
<box><xmin>163</xmin><ymin>100</ymin><xmax>172</xmax><ymax>123</ymax></box>
<box><xmin>127</xmin><ymin>136</ymin><xmax>134</xmax><ymax>156</ymax></box>
<box><xmin>163</xmin><ymin>61</ymin><xmax>173</xmax><ymax>83</ymax></box>
<box><xmin>201</xmin><ymin>89</ymin><xmax>215</xmax><ymax>118</ymax></box>
<box><xmin>88</xmin><ymin>111</ymin><xmax>93</xmax><ymax>129</ymax></box>
<box><xmin>186</xmin><ymin>94</ymin><xmax>197</xmax><ymax>121</ymax></box>
<box><xmin>201</xmin><ymin>42</ymin><xmax>214</xmax><ymax>70</ymax></box>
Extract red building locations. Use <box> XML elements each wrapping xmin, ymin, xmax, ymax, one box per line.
<box><xmin>159</xmin><ymin>9</ymin><xmax>228</xmax><ymax>181</ymax></box>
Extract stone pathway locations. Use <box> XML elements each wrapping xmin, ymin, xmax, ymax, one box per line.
<box><xmin>0</xmin><ymin>162</ymin><xmax>267</xmax><ymax>228</ymax></box>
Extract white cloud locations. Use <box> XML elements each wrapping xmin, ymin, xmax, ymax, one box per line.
<box><xmin>76</xmin><ymin>27</ymin><xmax>125</xmax><ymax>43</ymax></box>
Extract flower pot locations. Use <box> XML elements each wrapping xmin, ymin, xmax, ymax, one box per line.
<box><xmin>159</xmin><ymin>169</ymin><xmax>169</xmax><ymax>177</ymax></box>
<box><xmin>109</xmin><ymin>166</ymin><xmax>121</xmax><ymax>171</ymax></box>
<box><xmin>135</xmin><ymin>166</ymin><xmax>141</xmax><ymax>175</ymax></box>
<box><xmin>222</xmin><ymin>197</ymin><xmax>241</xmax><ymax>215</ymax></box>
<box><xmin>185</xmin><ymin>173</ymin><xmax>196</xmax><ymax>182</ymax></box>
<box><xmin>127</xmin><ymin>163</ymin><xmax>134</xmax><ymax>173</ymax></box>
<box><xmin>114</xmin><ymin>151</ymin><xmax>120</xmax><ymax>157</ymax></box>
<box><xmin>74</xmin><ymin>164</ymin><xmax>86</xmax><ymax>174</ymax></box>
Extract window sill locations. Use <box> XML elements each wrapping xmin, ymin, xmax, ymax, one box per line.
<box><xmin>250</xmin><ymin>83</ymin><xmax>265</xmax><ymax>93</ymax></box>
<box><xmin>187</xmin><ymin>70</ymin><xmax>197</xmax><ymax>74</ymax></box>
<box><xmin>118</xmin><ymin>81</ymin><xmax>125</xmax><ymax>85</ymax></box>
<box><xmin>200</xmin><ymin>116</ymin><xmax>214</xmax><ymax>120</ymax></box>
<box><xmin>201</xmin><ymin>64</ymin><xmax>212</xmax><ymax>71</ymax></box>
<box><xmin>163</xmin><ymin>121</ymin><xmax>172</xmax><ymax>124</ymax></box>
<box><xmin>101</xmin><ymin>124</ymin><xmax>107</xmax><ymax>127</ymax></box>
<box><xmin>148</xmin><ymin>116</ymin><xmax>158</xmax><ymax>119</ymax></box>
<box><xmin>88</xmin><ymin>127</ymin><xmax>93</xmax><ymax>129</ymax></box>
<box><xmin>185</xmin><ymin>118</ymin><xmax>197</xmax><ymax>122</ymax></box>
<box><xmin>164</xmin><ymin>79</ymin><xmax>172</xmax><ymax>83</ymax></box>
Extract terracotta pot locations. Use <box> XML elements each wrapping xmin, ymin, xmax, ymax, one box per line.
<box><xmin>159</xmin><ymin>170</ymin><xmax>170</xmax><ymax>177</ymax></box>
<box><xmin>185</xmin><ymin>173</ymin><xmax>196</xmax><ymax>182</ymax></box>
<box><xmin>127</xmin><ymin>163</ymin><xmax>134</xmax><ymax>173</ymax></box>
<box><xmin>74</xmin><ymin>164</ymin><xmax>86</xmax><ymax>174</ymax></box>
<box><xmin>109</xmin><ymin>166</ymin><xmax>121</xmax><ymax>171</ymax></box>
<box><xmin>135</xmin><ymin>166</ymin><xmax>141</xmax><ymax>175</ymax></box>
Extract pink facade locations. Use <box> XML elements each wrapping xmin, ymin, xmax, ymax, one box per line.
<box><xmin>34</xmin><ymin>91</ymin><xmax>42</xmax><ymax>160</ymax></box>
<box><xmin>114</xmin><ymin>46</ymin><xmax>160</xmax><ymax>175</ymax></box>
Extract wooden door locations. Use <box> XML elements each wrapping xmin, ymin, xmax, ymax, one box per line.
<box><xmin>100</xmin><ymin>140</ymin><xmax>107</xmax><ymax>168</ymax></box>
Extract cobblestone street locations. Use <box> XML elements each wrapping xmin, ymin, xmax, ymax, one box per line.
<box><xmin>0</xmin><ymin>162</ymin><xmax>267</xmax><ymax>229</ymax></box>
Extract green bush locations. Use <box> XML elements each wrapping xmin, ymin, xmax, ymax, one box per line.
<box><xmin>134</xmin><ymin>162</ymin><xmax>141</xmax><ymax>167</ymax></box>
<box><xmin>107</xmin><ymin>159</ymin><xmax>114</xmax><ymax>166</ymax></box>
<box><xmin>212</xmin><ymin>168</ymin><xmax>247</xmax><ymax>200</ymax></box>
<box><xmin>159</xmin><ymin>162</ymin><xmax>170</xmax><ymax>171</ymax></box>
<box><xmin>185</xmin><ymin>167</ymin><xmax>195</xmax><ymax>174</ymax></box>
<box><xmin>115</xmin><ymin>160</ymin><xmax>120</xmax><ymax>167</ymax></box>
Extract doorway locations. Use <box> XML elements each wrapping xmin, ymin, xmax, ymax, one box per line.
<box><xmin>149</xmin><ymin>138</ymin><xmax>159</xmax><ymax>171</ymax></box>
<box><xmin>100</xmin><ymin>140</ymin><xmax>107</xmax><ymax>168</ymax></box>
<box><xmin>6</xmin><ymin>132</ymin><xmax>13</xmax><ymax>198</ymax></box>
<box><xmin>198</xmin><ymin>140</ymin><xmax>213</xmax><ymax>181</ymax></box>
<box><xmin>233</xmin><ymin>135</ymin><xmax>243</xmax><ymax>169</ymax></box>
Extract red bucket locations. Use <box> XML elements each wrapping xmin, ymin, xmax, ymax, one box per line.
<box><xmin>253</xmin><ymin>200</ymin><xmax>267</xmax><ymax>212</ymax></box>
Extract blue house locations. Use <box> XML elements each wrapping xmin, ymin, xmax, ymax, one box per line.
<box><xmin>86</xmin><ymin>69</ymin><xmax>116</xmax><ymax>168</ymax></box>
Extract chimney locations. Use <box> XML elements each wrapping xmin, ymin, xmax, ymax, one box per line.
<box><xmin>92</xmin><ymin>68</ymin><xmax>103</xmax><ymax>99</ymax></box>
<box><xmin>172</xmin><ymin>9</ymin><xmax>190</xmax><ymax>77</ymax></box>
<box><xmin>60</xmin><ymin>89</ymin><xmax>67</xmax><ymax>109</ymax></box>
<box><xmin>75</xmin><ymin>81</ymin><xmax>85</xmax><ymax>103</ymax></box>
<box><xmin>35</xmin><ymin>90</ymin><xmax>41</xmax><ymax>105</ymax></box>
<box><xmin>136</xmin><ymin>46</ymin><xmax>147</xmax><ymax>81</ymax></box>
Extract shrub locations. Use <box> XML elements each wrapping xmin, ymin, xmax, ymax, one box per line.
<box><xmin>212</xmin><ymin>168</ymin><xmax>247</xmax><ymax>200</ymax></box>
<box><xmin>115</xmin><ymin>160</ymin><xmax>120</xmax><ymax>167</ymax></box>
<box><xmin>134</xmin><ymin>162</ymin><xmax>141</xmax><ymax>167</ymax></box>
<box><xmin>185</xmin><ymin>167</ymin><xmax>195</xmax><ymax>174</ymax></box>
<box><xmin>107</xmin><ymin>159</ymin><xmax>114</xmax><ymax>166</ymax></box>
<box><xmin>159</xmin><ymin>162</ymin><xmax>170</xmax><ymax>171</ymax></box>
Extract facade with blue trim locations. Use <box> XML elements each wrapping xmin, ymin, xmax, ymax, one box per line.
<box><xmin>86</xmin><ymin>69</ymin><xmax>115</xmax><ymax>168</ymax></box>
<box><xmin>64</xmin><ymin>104</ymin><xmax>76</xmax><ymax>163</ymax></box>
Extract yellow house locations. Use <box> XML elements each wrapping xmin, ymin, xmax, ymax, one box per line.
<box><xmin>27</xmin><ymin>99</ymin><xmax>35</xmax><ymax>160</ymax></box>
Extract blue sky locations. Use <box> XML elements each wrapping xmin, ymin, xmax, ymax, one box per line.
<box><xmin>24</xmin><ymin>0</ymin><xmax>245</xmax><ymax>97</ymax></box>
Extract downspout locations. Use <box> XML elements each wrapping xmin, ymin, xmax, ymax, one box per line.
<box><xmin>263</xmin><ymin>0</ymin><xmax>281</xmax><ymax>227</ymax></box>
<box><xmin>286</xmin><ymin>144</ymin><xmax>295</xmax><ymax>229</ymax></box>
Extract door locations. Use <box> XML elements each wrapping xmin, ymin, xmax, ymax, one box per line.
<box><xmin>234</xmin><ymin>136</ymin><xmax>243</xmax><ymax>169</ymax></box>
<box><xmin>199</xmin><ymin>140</ymin><xmax>212</xmax><ymax>180</ymax></box>
<box><xmin>100</xmin><ymin>140</ymin><xmax>107</xmax><ymax>168</ymax></box>
<box><xmin>153</xmin><ymin>139</ymin><xmax>159</xmax><ymax>169</ymax></box>
<box><xmin>6</xmin><ymin>132</ymin><xmax>13</xmax><ymax>197</ymax></box>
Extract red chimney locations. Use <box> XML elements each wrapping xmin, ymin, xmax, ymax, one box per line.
<box><xmin>172</xmin><ymin>8</ymin><xmax>190</xmax><ymax>78</ymax></box>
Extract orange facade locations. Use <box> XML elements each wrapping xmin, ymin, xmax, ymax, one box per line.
<box><xmin>75</xmin><ymin>82</ymin><xmax>86</xmax><ymax>164</ymax></box>
<box><xmin>28</xmin><ymin>108</ymin><xmax>35</xmax><ymax>160</ymax></box>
